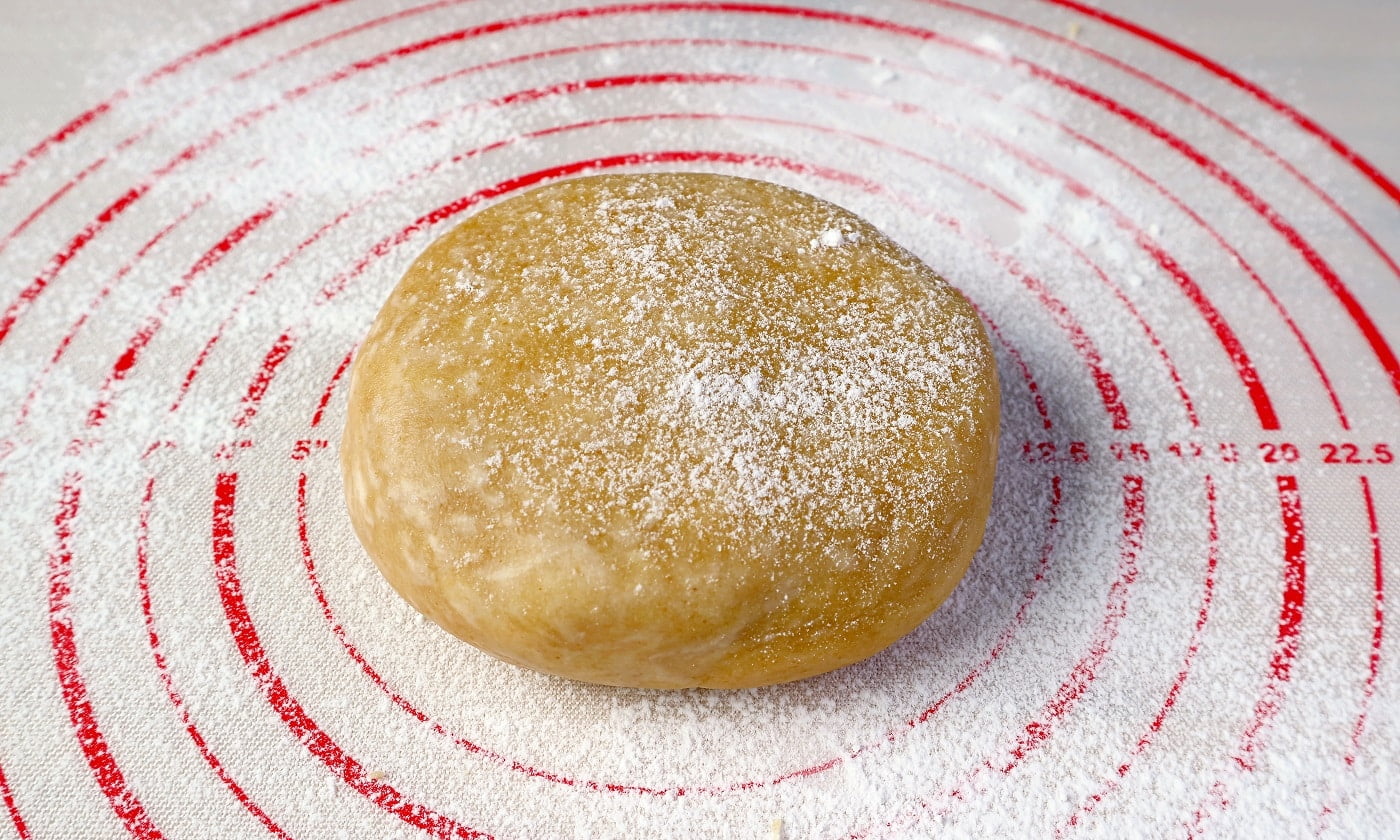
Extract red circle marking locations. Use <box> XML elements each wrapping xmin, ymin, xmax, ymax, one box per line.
<box><xmin>48</xmin><ymin>474</ymin><xmax>165</xmax><ymax>838</ymax></box>
<box><xmin>1057</xmin><ymin>474</ymin><xmax>1221</xmax><ymax>836</ymax></box>
<box><xmin>1314</xmin><ymin>475</ymin><xmax>1387</xmax><ymax>833</ymax></box>
<box><xmin>212</xmin><ymin>472</ymin><xmax>492</xmax><ymax>840</ymax></box>
<box><xmin>135</xmin><ymin>477</ymin><xmax>294</xmax><ymax>839</ymax></box>
<box><xmin>1346</xmin><ymin>477</ymin><xmax>1386</xmax><ymax>765</ymax></box>
<box><xmin>0</xmin><ymin>759</ymin><xmax>31</xmax><ymax>840</ymax></box>
<box><xmin>84</xmin><ymin>203</ymin><xmax>281</xmax><ymax>430</ymax></box>
<box><xmin>0</xmin><ymin>156</ymin><xmax>107</xmax><ymax>256</ymax></box>
<box><xmin>310</xmin><ymin>347</ymin><xmax>356</xmax><ymax>429</ymax></box>
<box><xmin>14</xmin><ymin>193</ymin><xmax>215</xmax><ymax>426</ymax></box>
<box><xmin>980</xmin><ymin>311</ymin><xmax>1053</xmax><ymax>432</ymax></box>
<box><xmin>1183</xmin><ymin>477</ymin><xmax>1307</xmax><ymax>835</ymax></box>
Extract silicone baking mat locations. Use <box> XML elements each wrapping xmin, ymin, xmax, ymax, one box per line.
<box><xmin>1</xmin><ymin>1</ymin><xmax>1396</xmax><ymax>837</ymax></box>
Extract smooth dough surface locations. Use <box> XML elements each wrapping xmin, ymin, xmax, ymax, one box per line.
<box><xmin>340</xmin><ymin>173</ymin><xmax>999</xmax><ymax>689</ymax></box>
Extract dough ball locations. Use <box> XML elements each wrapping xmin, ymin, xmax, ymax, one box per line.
<box><xmin>340</xmin><ymin>173</ymin><xmax>999</xmax><ymax>689</ymax></box>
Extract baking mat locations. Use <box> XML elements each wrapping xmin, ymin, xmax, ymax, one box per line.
<box><xmin>1</xmin><ymin>1</ymin><xmax>1397</xmax><ymax>837</ymax></box>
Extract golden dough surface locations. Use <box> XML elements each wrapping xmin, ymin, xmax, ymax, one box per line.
<box><xmin>340</xmin><ymin>173</ymin><xmax>999</xmax><ymax>689</ymax></box>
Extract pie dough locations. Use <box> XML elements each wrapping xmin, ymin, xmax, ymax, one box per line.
<box><xmin>340</xmin><ymin>173</ymin><xmax>999</xmax><ymax>689</ymax></box>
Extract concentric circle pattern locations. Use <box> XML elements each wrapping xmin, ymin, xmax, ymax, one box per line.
<box><xmin>1</xmin><ymin>2</ymin><xmax>1396</xmax><ymax>838</ymax></box>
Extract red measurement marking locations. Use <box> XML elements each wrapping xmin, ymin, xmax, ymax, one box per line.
<box><xmin>1005</xmin><ymin>475</ymin><xmax>1145</xmax><ymax>765</ymax></box>
<box><xmin>1260</xmin><ymin>443</ymin><xmax>1302</xmax><ymax>464</ymax></box>
<box><xmin>1110</xmin><ymin>442</ymin><xmax>1151</xmax><ymax>463</ymax></box>
<box><xmin>310</xmin><ymin>346</ymin><xmax>356</xmax><ymax>428</ymax></box>
<box><xmin>1166</xmin><ymin>442</ymin><xmax>1241</xmax><ymax>463</ymax></box>
<box><xmin>0</xmin><ymin>184</ymin><xmax>147</xmax><ymax>348</ymax></box>
<box><xmin>63</xmin><ymin>437</ymin><xmax>100</xmax><ymax>457</ymax></box>
<box><xmin>212</xmin><ymin>473</ymin><xmax>491</xmax><ymax>839</ymax></box>
<box><xmin>1021</xmin><ymin>441</ymin><xmax>1090</xmax><ymax>464</ymax></box>
<box><xmin>0</xmin><ymin>760</ymin><xmax>30</xmax><ymax>840</ymax></box>
<box><xmin>171</xmin><ymin>195</ymin><xmax>354</xmax><ymax>413</ymax></box>
<box><xmin>86</xmin><ymin>203</ymin><xmax>278</xmax><ymax>429</ymax></box>
<box><xmin>234</xmin><ymin>332</ymin><xmax>297</xmax><ymax>429</ymax></box>
<box><xmin>48</xmin><ymin>474</ymin><xmax>165</xmax><ymax>838</ymax></box>
<box><xmin>17</xmin><ymin>193</ymin><xmax>213</xmax><ymax>425</ymax></box>
<box><xmin>1187</xmin><ymin>476</ymin><xmax>1307</xmax><ymax>836</ymax></box>
<box><xmin>998</xmin><ymin>254</ymin><xmax>1130</xmax><ymax>430</ymax></box>
<box><xmin>979</xmin><ymin>312</ymin><xmax>1051</xmax><ymax>430</ymax></box>
<box><xmin>0</xmin><ymin>155</ymin><xmax>108</xmax><ymax>257</ymax></box>
<box><xmin>0</xmin><ymin>104</ymin><xmax>115</xmax><ymax>192</ymax></box>
<box><xmin>1058</xmin><ymin>475</ymin><xmax>1219</xmax><ymax>836</ymax></box>
<box><xmin>1170</xmin><ymin>442</ymin><xmax>1206</xmax><ymax>459</ymax></box>
<box><xmin>1348</xmin><ymin>476</ymin><xmax>1385</xmax><ymax>765</ymax></box>
<box><xmin>1321</xmin><ymin>443</ymin><xmax>1395</xmax><ymax>465</ymax></box>
<box><xmin>136</xmin><ymin>478</ymin><xmax>293</xmax><ymax>838</ymax></box>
